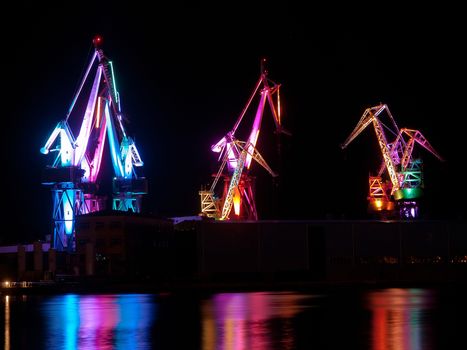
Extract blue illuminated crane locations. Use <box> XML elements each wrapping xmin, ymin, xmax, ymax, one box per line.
<box><xmin>40</xmin><ymin>36</ymin><xmax>147</xmax><ymax>251</ymax></box>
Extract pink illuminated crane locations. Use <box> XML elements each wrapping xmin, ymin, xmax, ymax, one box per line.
<box><xmin>40</xmin><ymin>36</ymin><xmax>146</xmax><ymax>251</ymax></box>
<box><xmin>341</xmin><ymin>103</ymin><xmax>443</xmax><ymax>219</ymax></box>
<box><xmin>199</xmin><ymin>59</ymin><xmax>287</xmax><ymax>220</ymax></box>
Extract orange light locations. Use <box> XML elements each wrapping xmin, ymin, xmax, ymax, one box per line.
<box><xmin>277</xmin><ymin>87</ymin><xmax>281</xmax><ymax>125</ymax></box>
<box><xmin>374</xmin><ymin>199</ymin><xmax>383</xmax><ymax>209</ymax></box>
<box><xmin>233</xmin><ymin>188</ymin><xmax>241</xmax><ymax>216</ymax></box>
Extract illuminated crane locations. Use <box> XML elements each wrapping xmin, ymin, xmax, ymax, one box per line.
<box><xmin>40</xmin><ymin>36</ymin><xmax>146</xmax><ymax>251</ymax></box>
<box><xmin>199</xmin><ymin>59</ymin><xmax>286</xmax><ymax>220</ymax></box>
<box><xmin>341</xmin><ymin>103</ymin><xmax>443</xmax><ymax>219</ymax></box>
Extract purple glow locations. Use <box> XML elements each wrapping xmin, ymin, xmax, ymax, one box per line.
<box><xmin>43</xmin><ymin>294</ymin><xmax>156</xmax><ymax>350</ymax></box>
<box><xmin>66</xmin><ymin>51</ymin><xmax>98</xmax><ymax>119</ymax></box>
<box><xmin>245</xmin><ymin>91</ymin><xmax>267</xmax><ymax>169</ymax></box>
<box><xmin>89</xmin><ymin>114</ymin><xmax>107</xmax><ymax>182</ymax></box>
<box><xmin>74</xmin><ymin>66</ymin><xmax>102</xmax><ymax>166</ymax></box>
<box><xmin>203</xmin><ymin>292</ymin><xmax>312</xmax><ymax>349</ymax></box>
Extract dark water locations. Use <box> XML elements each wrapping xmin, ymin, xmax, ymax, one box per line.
<box><xmin>1</xmin><ymin>287</ymin><xmax>466</xmax><ymax>349</ymax></box>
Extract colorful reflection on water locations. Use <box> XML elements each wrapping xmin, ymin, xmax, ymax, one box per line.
<box><xmin>4</xmin><ymin>295</ymin><xmax>10</xmax><ymax>350</ymax></box>
<box><xmin>201</xmin><ymin>291</ymin><xmax>315</xmax><ymax>350</ymax></box>
<box><xmin>365</xmin><ymin>288</ymin><xmax>435</xmax><ymax>350</ymax></box>
<box><xmin>0</xmin><ymin>287</ymin><xmax>446</xmax><ymax>349</ymax></box>
<box><xmin>40</xmin><ymin>294</ymin><xmax>156</xmax><ymax>350</ymax></box>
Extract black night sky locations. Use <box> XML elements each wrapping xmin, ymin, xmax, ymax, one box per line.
<box><xmin>2</xmin><ymin>3</ymin><xmax>466</xmax><ymax>243</ymax></box>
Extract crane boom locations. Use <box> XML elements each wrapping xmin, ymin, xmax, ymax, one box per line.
<box><xmin>342</xmin><ymin>104</ymin><xmax>401</xmax><ymax>193</ymax></box>
<box><xmin>399</xmin><ymin>128</ymin><xmax>444</xmax><ymax>169</ymax></box>
<box><xmin>341</xmin><ymin>108</ymin><xmax>374</xmax><ymax>149</ymax></box>
<box><xmin>372</xmin><ymin>117</ymin><xmax>401</xmax><ymax>193</ymax></box>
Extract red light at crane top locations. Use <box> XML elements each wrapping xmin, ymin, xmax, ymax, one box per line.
<box><xmin>93</xmin><ymin>35</ymin><xmax>103</xmax><ymax>48</ymax></box>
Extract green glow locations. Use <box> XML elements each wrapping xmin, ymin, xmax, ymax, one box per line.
<box><xmin>394</xmin><ymin>187</ymin><xmax>423</xmax><ymax>200</ymax></box>
<box><xmin>109</xmin><ymin>61</ymin><xmax>119</xmax><ymax>105</ymax></box>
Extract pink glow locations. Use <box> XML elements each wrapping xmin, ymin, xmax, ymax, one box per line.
<box><xmin>96</xmin><ymin>96</ymin><xmax>101</xmax><ymax>128</ymax></box>
<box><xmin>89</xmin><ymin>114</ymin><xmax>107</xmax><ymax>182</ymax></box>
<box><xmin>226</xmin><ymin>143</ymin><xmax>238</xmax><ymax>171</ymax></box>
<box><xmin>245</xmin><ymin>91</ymin><xmax>267</xmax><ymax>168</ymax></box>
<box><xmin>74</xmin><ymin>66</ymin><xmax>102</xmax><ymax>166</ymax></box>
<box><xmin>79</xmin><ymin>295</ymin><xmax>119</xmax><ymax>350</ymax></box>
<box><xmin>211</xmin><ymin>137</ymin><xmax>226</xmax><ymax>153</ymax></box>
<box><xmin>202</xmin><ymin>292</ymin><xmax>310</xmax><ymax>349</ymax></box>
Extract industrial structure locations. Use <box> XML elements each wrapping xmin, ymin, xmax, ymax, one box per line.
<box><xmin>199</xmin><ymin>59</ymin><xmax>287</xmax><ymax>220</ymax></box>
<box><xmin>341</xmin><ymin>103</ymin><xmax>443</xmax><ymax>219</ymax></box>
<box><xmin>40</xmin><ymin>36</ymin><xmax>147</xmax><ymax>251</ymax></box>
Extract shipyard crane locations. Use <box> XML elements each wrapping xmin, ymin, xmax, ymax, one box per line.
<box><xmin>341</xmin><ymin>103</ymin><xmax>443</xmax><ymax>219</ymax></box>
<box><xmin>91</xmin><ymin>37</ymin><xmax>147</xmax><ymax>213</ymax></box>
<box><xmin>199</xmin><ymin>59</ymin><xmax>286</xmax><ymax>220</ymax></box>
<box><xmin>40</xmin><ymin>35</ymin><xmax>147</xmax><ymax>251</ymax></box>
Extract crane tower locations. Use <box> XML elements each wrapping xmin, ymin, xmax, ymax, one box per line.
<box><xmin>40</xmin><ymin>36</ymin><xmax>147</xmax><ymax>251</ymax></box>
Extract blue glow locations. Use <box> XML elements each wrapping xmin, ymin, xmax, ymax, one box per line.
<box><xmin>120</xmin><ymin>137</ymin><xmax>133</xmax><ymax>178</ymax></box>
<box><xmin>64</xmin><ymin>295</ymin><xmax>79</xmax><ymax>350</ymax></box>
<box><xmin>115</xmin><ymin>294</ymin><xmax>156</xmax><ymax>350</ymax></box>
<box><xmin>40</xmin><ymin>124</ymin><xmax>61</xmax><ymax>154</ymax></box>
<box><xmin>60</xmin><ymin>129</ymin><xmax>74</xmax><ymax>167</ymax></box>
<box><xmin>80</xmin><ymin>158</ymin><xmax>90</xmax><ymax>182</ymax></box>
<box><xmin>40</xmin><ymin>294</ymin><xmax>157</xmax><ymax>349</ymax></box>
<box><xmin>42</xmin><ymin>294</ymin><xmax>79</xmax><ymax>350</ymax></box>
<box><xmin>105</xmin><ymin>103</ymin><xmax>124</xmax><ymax>177</ymax></box>
<box><xmin>64</xmin><ymin>190</ymin><xmax>75</xmax><ymax>235</ymax></box>
<box><xmin>124</xmin><ymin>151</ymin><xmax>132</xmax><ymax>178</ymax></box>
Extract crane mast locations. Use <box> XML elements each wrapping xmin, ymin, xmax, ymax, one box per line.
<box><xmin>341</xmin><ymin>103</ymin><xmax>443</xmax><ymax>219</ymax></box>
<box><xmin>199</xmin><ymin>59</ymin><xmax>285</xmax><ymax>220</ymax></box>
<box><xmin>40</xmin><ymin>36</ymin><xmax>147</xmax><ymax>251</ymax></box>
<box><xmin>92</xmin><ymin>37</ymin><xmax>147</xmax><ymax>212</ymax></box>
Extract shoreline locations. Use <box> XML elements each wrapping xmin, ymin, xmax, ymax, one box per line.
<box><xmin>3</xmin><ymin>277</ymin><xmax>467</xmax><ymax>296</ymax></box>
